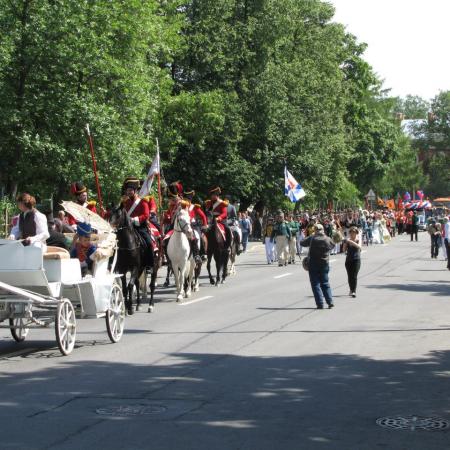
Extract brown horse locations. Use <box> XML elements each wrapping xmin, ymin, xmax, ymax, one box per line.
<box><xmin>206</xmin><ymin>220</ymin><xmax>230</xmax><ymax>285</ymax></box>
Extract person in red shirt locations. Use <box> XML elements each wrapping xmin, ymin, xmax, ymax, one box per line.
<box><xmin>122</xmin><ymin>177</ymin><xmax>153</xmax><ymax>268</ymax></box>
<box><xmin>162</xmin><ymin>182</ymin><xmax>184</xmax><ymax>232</ymax></box>
<box><xmin>142</xmin><ymin>194</ymin><xmax>160</xmax><ymax>230</ymax></box>
<box><xmin>66</xmin><ymin>182</ymin><xmax>98</xmax><ymax>228</ymax></box>
<box><xmin>205</xmin><ymin>187</ymin><xmax>232</xmax><ymax>248</ymax></box>
<box><xmin>185</xmin><ymin>189</ymin><xmax>208</xmax><ymax>261</ymax></box>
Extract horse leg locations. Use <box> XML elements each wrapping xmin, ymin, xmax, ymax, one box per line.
<box><xmin>185</xmin><ymin>260</ymin><xmax>193</xmax><ymax>298</ymax></box>
<box><xmin>135</xmin><ymin>278</ymin><xmax>140</xmax><ymax>312</ymax></box>
<box><xmin>214</xmin><ymin>251</ymin><xmax>221</xmax><ymax>286</ymax></box>
<box><xmin>126</xmin><ymin>276</ymin><xmax>135</xmax><ymax>316</ymax></box>
<box><xmin>175</xmin><ymin>265</ymin><xmax>184</xmax><ymax>302</ymax></box>
<box><xmin>121</xmin><ymin>275</ymin><xmax>131</xmax><ymax>313</ymax></box>
<box><xmin>164</xmin><ymin>262</ymin><xmax>171</xmax><ymax>287</ymax></box>
<box><xmin>136</xmin><ymin>270</ymin><xmax>145</xmax><ymax>311</ymax></box>
<box><xmin>207</xmin><ymin>254</ymin><xmax>215</xmax><ymax>285</ymax></box>
<box><xmin>194</xmin><ymin>261</ymin><xmax>201</xmax><ymax>292</ymax></box>
<box><xmin>222</xmin><ymin>251</ymin><xmax>230</xmax><ymax>283</ymax></box>
<box><xmin>148</xmin><ymin>268</ymin><xmax>156</xmax><ymax>313</ymax></box>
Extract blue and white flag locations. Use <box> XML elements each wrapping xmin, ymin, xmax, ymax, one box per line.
<box><xmin>284</xmin><ymin>167</ymin><xmax>306</xmax><ymax>202</ymax></box>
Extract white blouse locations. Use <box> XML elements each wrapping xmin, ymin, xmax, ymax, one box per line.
<box><xmin>9</xmin><ymin>209</ymin><xmax>50</xmax><ymax>249</ymax></box>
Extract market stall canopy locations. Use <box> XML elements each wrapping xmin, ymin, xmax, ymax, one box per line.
<box><xmin>404</xmin><ymin>200</ymin><xmax>432</xmax><ymax>210</ymax></box>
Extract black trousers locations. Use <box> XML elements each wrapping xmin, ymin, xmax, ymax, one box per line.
<box><xmin>445</xmin><ymin>238</ymin><xmax>450</xmax><ymax>269</ymax></box>
<box><xmin>431</xmin><ymin>234</ymin><xmax>440</xmax><ymax>258</ymax></box>
<box><xmin>345</xmin><ymin>259</ymin><xmax>361</xmax><ymax>293</ymax></box>
<box><xmin>410</xmin><ymin>225</ymin><xmax>418</xmax><ymax>241</ymax></box>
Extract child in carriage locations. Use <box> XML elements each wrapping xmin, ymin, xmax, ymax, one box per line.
<box><xmin>70</xmin><ymin>222</ymin><xmax>97</xmax><ymax>277</ymax></box>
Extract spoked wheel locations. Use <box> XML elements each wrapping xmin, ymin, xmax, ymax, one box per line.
<box><xmin>9</xmin><ymin>318</ymin><xmax>29</xmax><ymax>342</ymax></box>
<box><xmin>106</xmin><ymin>283</ymin><xmax>125</xmax><ymax>343</ymax></box>
<box><xmin>55</xmin><ymin>299</ymin><xmax>76</xmax><ymax>356</ymax></box>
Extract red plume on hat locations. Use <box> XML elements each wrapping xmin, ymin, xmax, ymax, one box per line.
<box><xmin>168</xmin><ymin>181</ymin><xmax>183</xmax><ymax>196</ymax></box>
<box><xmin>70</xmin><ymin>182</ymin><xmax>87</xmax><ymax>196</ymax></box>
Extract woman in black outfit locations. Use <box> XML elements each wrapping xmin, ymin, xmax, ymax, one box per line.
<box><xmin>343</xmin><ymin>226</ymin><xmax>362</xmax><ymax>298</ymax></box>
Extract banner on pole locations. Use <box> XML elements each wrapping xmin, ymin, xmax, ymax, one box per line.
<box><xmin>284</xmin><ymin>167</ymin><xmax>306</xmax><ymax>202</ymax></box>
<box><xmin>139</xmin><ymin>148</ymin><xmax>160</xmax><ymax>198</ymax></box>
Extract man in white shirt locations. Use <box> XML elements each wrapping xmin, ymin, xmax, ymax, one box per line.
<box><xmin>9</xmin><ymin>193</ymin><xmax>49</xmax><ymax>251</ymax></box>
<box><xmin>443</xmin><ymin>217</ymin><xmax>450</xmax><ymax>270</ymax></box>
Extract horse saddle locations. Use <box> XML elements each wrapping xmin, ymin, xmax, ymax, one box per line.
<box><xmin>216</xmin><ymin>222</ymin><xmax>226</xmax><ymax>241</ymax></box>
<box><xmin>163</xmin><ymin>229</ymin><xmax>174</xmax><ymax>241</ymax></box>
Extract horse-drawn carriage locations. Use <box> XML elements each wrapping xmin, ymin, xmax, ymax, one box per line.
<box><xmin>0</xmin><ymin>222</ymin><xmax>125</xmax><ymax>355</ymax></box>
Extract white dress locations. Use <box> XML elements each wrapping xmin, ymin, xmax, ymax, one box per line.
<box><xmin>372</xmin><ymin>220</ymin><xmax>382</xmax><ymax>244</ymax></box>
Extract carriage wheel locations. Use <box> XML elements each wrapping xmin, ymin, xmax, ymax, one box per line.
<box><xmin>55</xmin><ymin>299</ymin><xmax>76</xmax><ymax>356</ymax></box>
<box><xmin>106</xmin><ymin>283</ymin><xmax>125</xmax><ymax>343</ymax></box>
<box><xmin>9</xmin><ymin>318</ymin><xmax>29</xmax><ymax>342</ymax></box>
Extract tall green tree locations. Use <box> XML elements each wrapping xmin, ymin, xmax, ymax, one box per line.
<box><xmin>0</xmin><ymin>0</ymin><xmax>172</xmax><ymax>201</ymax></box>
<box><xmin>341</xmin><ymin>34</ymin><xmax>402</xmax><ymax>193</ymax></box>
<box><xmin>413</xmin><ymin>91</ymin><xmax>450</xmax><ymax>197</ymax></box>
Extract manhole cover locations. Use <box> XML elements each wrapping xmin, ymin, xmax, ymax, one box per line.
<box><xmin>96</xmin><ymin>404</ymin><xmax>167</xmax><ymax>417</ymax></box>
<box><xmin>376</xmin><ymin>416</ymin><xmax>449</xmax><ymax>431</ymax></box>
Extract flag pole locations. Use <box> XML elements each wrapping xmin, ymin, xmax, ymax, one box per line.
<box><xmin>156</xmin><ymin>138</ymin><xmax>162</xmax><ymax>220</ymax></box>
<box><xmin>85</xmin><ymin>124</ymin><xmax>104</xmax><ymax>215</ymax></box>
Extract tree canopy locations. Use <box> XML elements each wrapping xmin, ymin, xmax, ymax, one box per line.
<box><xmin>0</xmin><ymin>0</ymin><xmax>434</xmax><ymax>207</ymax></box>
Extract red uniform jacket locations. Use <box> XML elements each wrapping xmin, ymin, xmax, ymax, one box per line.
<box><xmin>189</xmin><ymin>203</ymin><xmax>207</xmax><ymax>226</ymax></box>
<box><xmin>124</xmin><ymin>197</ymin><xmax>149</xmax><ymax>225</ymax></box>
<box><xmin>67</xmin><ymin>202</ymin><xmax>98</xmax><ymax>226</ymax></box>
<box><xmin>143</xmin><ymin>196</ymin><xmax>157</xmax><ymax>215</ymax></box>
<box><xmin>163</xmin><ymin>203</ymin><xmax>178</xmax><ymax>226</ymax></box>
<box><xmin>206</xmin><ymin>199</ymin><xmax>227</xmax><ymax>223</ymax></box>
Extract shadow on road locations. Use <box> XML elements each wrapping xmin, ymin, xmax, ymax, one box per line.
<box><xmin>1</xmin><ymin>349</ymin><xmax>450</xmax><ymax>449</ymax></box>
<box><xmin>365</xmin><ymin>283</ymin><xmax>450</xmax><ymax>297</ymax></box>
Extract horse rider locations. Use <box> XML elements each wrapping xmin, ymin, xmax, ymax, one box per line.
<box><xmin>66</xmin><ymin>182</ymin><xmax>98</xmax><ymax>228</ymax></box>
<box><xmin>184</xmin><ymin>189</ymin><xmax>208</xmax><ymax>262</ymax></box>
<box><xmin>205</xmin><ymin>186</ymin><xmax>232</xmax><ymax>248</ymax></box>
<box><xmin>142</xmin><ymin>193</ymin><xmax>161</xmax><ymax>229</ymax></box>
<box><xmin>224</xmin><ymin>194</ymin><xmax>242</xmax><ymax>254</ymax></box>
<box><xmin>121</xmin><ymin>176</ymin><xmax>154</xmax><ymax>268</ymax></box>
<box><xmin>9</xmin><ymin>192</ymin><xmax>50</xmax><ymax>252</ymax></box>
<box><xmin>162</xmin><ymin>182</ymin><xmax>183</xmax><ymax>233</ymax></box>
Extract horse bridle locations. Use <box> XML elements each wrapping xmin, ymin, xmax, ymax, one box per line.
<box><xmin>175</xmin><ymin>214</ymin><xmax>190</xmax><ymax>234</ymax></box>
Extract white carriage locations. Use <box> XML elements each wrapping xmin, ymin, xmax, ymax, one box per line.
<box><xmin>0</xmin><ymin>230</ymin><xmax>125</xmax><ymax>356</ymax></box>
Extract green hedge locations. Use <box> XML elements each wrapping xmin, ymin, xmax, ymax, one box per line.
<box><xmin>0</xmin><ymin>199</ymin><xmax>17</xmax><ymax>238</ymax></box>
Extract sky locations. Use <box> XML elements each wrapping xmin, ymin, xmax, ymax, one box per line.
<box><xmin>330</xmin><ymin>0</ymin><xmax>450</xmax><ymax>100</ymax></box>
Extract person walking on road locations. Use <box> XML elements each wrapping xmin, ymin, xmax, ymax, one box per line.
<box><xmin>287</xmin><ymin>214</ymin><xmax>299</xmax><ymax>264</ymax></box>
<box><xmin>264</xmin><ymin>217</ymin><xmax>276</xmax><ymax>264</ymax></box>
<box><xmin>443</xmin><ymin>217</ymin><xmax>450</xmax><ymax>270</ymax></box>
<box><xmin>410</xmin><ymin>211</ymin><xmax>419</xmax><ymax>242</ymax></box>
<box><xmin>343</xmin><ymin>226</ymin><xmax>362</xmax><ymax>298</ymax></box>
<box><xmin>300</xmin><ymin>223</ymin><xmax>335</xmax><ymax>309</ymax></box>
<box><xmin>271</xmin><ymin>211</ymin><xmax>291</xmax><ymax>266</ymax></box>
<box><xmin>427</xmin><ymin>219</ymin><xmax>441</xmax><ymax>258</ymax></box>
<box><xmin>239</xmin><ymin>212</ymin><xmax>252</xmax><ymax>252</ymax></box>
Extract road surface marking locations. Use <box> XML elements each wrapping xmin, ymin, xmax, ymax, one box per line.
<box><xmin>329</xmin><ymin>259</ymin><xmax>337</xmax><ymax>263</ymax></box>
<box><xmin>361</xmin><ymin>250</ymin><xmax>367</xmax><ymax>254</ymax></box>
<box><xmin>274</xmin><ymin>273</ymin><xmax>292</xmax><ymax>279</ymax></box>
<box><xmin>179</xmin><ymin>296</ymin><xmax>213</xmax><ymax>306</ymax></box>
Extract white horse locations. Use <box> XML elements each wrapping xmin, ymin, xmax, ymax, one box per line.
<box><xmin>167</xmin><ymin>208</ymin><xmax>195</xmax><ymax>302</ymax></box>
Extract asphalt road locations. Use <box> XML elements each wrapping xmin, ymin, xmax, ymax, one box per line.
<box><xmin>0</xmin><ymin>233</ymin><xmax>449</xmax><ymax>450</ymax></box>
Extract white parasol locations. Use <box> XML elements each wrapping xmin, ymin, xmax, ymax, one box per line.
<box><xmin>61</xmin><ymin>201</ymin><xmax>112</xmax><ymax>234</ymax></box>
